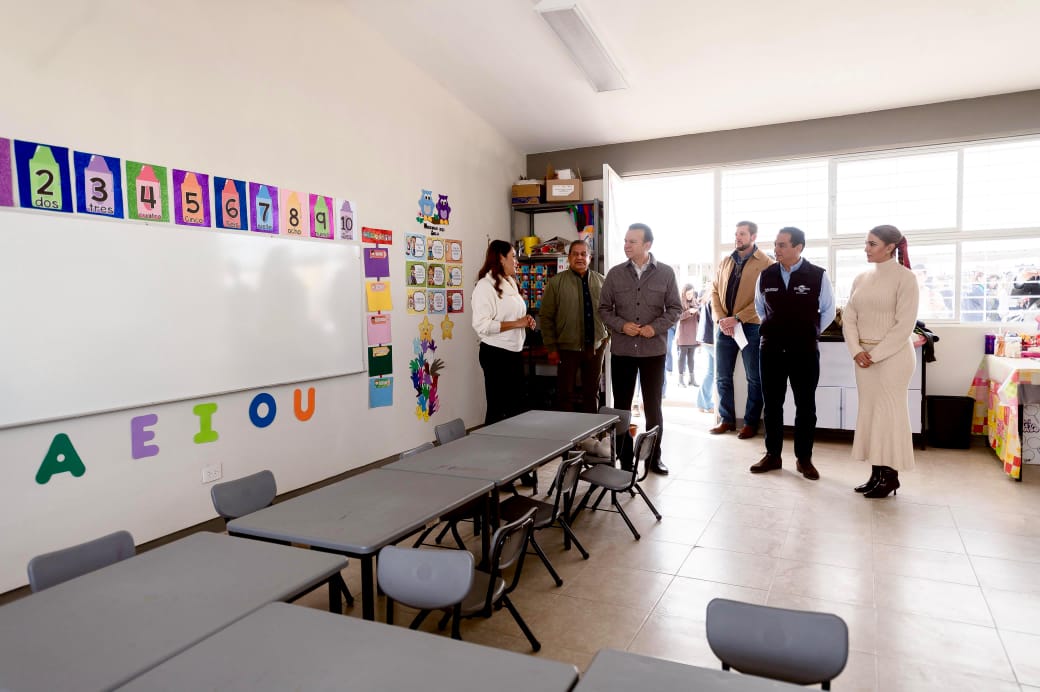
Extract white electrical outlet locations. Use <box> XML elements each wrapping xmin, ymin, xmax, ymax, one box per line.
<box><xmin>201</xmin><ymin>463</ymin><xmax>222</xmax><ymax>484</ymax></box>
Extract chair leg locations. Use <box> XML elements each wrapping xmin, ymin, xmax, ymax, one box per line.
<box><xmin>449</xmin><ymin>522</ymin><xmax>467</xmax><ymax>551</ymax></box>
<box><xmin>450</xmin><ymin>604</ymin><xmax>463</xmax><ymax>640</ymax></box>
<box><xmin>409</xmin><ymin>609</ymin><xmax>431</xmax><ymax>630</ymax></box>
<box><xmin>570</xmin><ymin>484</ymin><xmax>597</xmax><ymax>524</ymax></box>
<box><xmin>435</xmin><ymin>522</ymin><xmax>452</xmax><ymax>545</ymax></box>
<box><xmin>344</xmin><ymin>584</ymin><xmax>354</xmax><ymax>608</ymax></box>
<box><xmin>438</xmin><ymin>609</ymin><xmax>452</xmax><ymax>631</ymax></box>
<box><xmin>722</xmin><ymin>663</ymin><xmax>730</xmax><ymax>671</ymax></box>
<box><xmin>412</xmin><ymin>523</ymin><xmax>439</xmax><ymax>548</ymax></box>
<box><xmin>822</xmin><ymin>682</ymin><xmax>830</xmax><ymax>691</ymax></box>
<box><xmin>590</xmin><ymin>486</ymin><xmax>609</xmax><ymax>511</ymax></box>
<box><xmin>614</xmin><ymin>493</ymin><xmax>641</xmax><ymax>540</ymax></box>
<box><xmin>501</xmin><ymin>595</ymin><xmax>540</xmax><ymax>652</ymax></box>
<box><xmin>634</xmin><ymin>483</ymin><xmax>662</xmax><ymax>521</ymax></box>
<box><xmin>529</xmin><ymin>534</ymin><xmax>563</xmax><ymax>586</ymax></box>
<box><xmin>559</xmin><ymin>519</ymin><xmax>589</xmax><ymax>559</ymax></box>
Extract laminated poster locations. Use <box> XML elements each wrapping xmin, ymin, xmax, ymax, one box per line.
<box><xmin>125</xmin><ymin>161</ymin><xmax>170</xmax><ymax>222</ymax></box>
<box><xmin>428</xmin><ymin>289</ymin><xmax>446</xmax><ymax>314</ymax></box>
<box><xmin>73</xmin><ymin>152</ymin><xmax>124</xmax><ymax>218</ymax></box>
<box><xmin>447</xmin><ymin>290</ymin><xmax>465</xmax><ymax>313</ymax></box>
<box><xmin>0</xmin><ymin>137</ymin><xmax>12</xmax><ymax>207</ymax></box>
<box><xmin>407</xmin><ymin>289</ymin><xmax>428</xmax><ymax>314</ymax></box>
<box><xmin>446</xmin><ymin>239</ymin><xmax>463</xmax><ymax>263</ymax></box>
<box><xmin>427</xmin><ymin>237</ymin><xmax>445</xmax><ymax>261</ymax></box>
<box><xmin>447</xmin><ymin>265</ymin><xmax>464</xmax><ymax>287</ymax></box>
<box><xmin>365</xmin><ymin>280</ymin><xmax>393</xmax><ymax>312</ymax></box>
<box><xmin>214</xmin><ymin>177</ymin><xmax>249</xmax><ymax>231</ymax></box>
<box><xmin>369</xmin><ymin>376</ymin><xmax>393</xmax><ymax>408</ymax></box>
<box><xmin>364</xmin><ymin>247</ymin><xmax>390</xmax><ymax>278</ymax></box>
<box><xmin>309</xmin><ymin>193</ymin><xmax>333</xmax><ymax>239</ymax></box>
<box><xmin>427</xmin><ymin>263</ymin><xmax>446</xmax><ymax>288</ymax></box>
<box><xmin>249</xmin><ymin>183</ymin><xmax>279</xmax><ymax>234</ymax></box>
<box><xmin>405</xmin><ymin>233</ymin><xmax>426</xmax><ymax>259</ymax></box>
<box><xmin>406</xmin><ymin>261</ymin><xmax>427</xmax><ymax>287</ymax></box>
<box><xmin>337</xmin><ymin>199</ymin><xmax>355</xmax><ymax>240</ymax></box>
<box><xmin>367</xmin><ymin>313</ymin><xmax>392</xmax><ymax>344</ymax></box>
<box><xmin>367</xmin><ymin>345</ymin><xmax>392</xmax><ymax>377</ymax></box>
<box><xmin>14</xmin><ymin>139</ymin><xmax>73</xmax><ymax>213</ymax></box>
<box><xmin>280</xmin><ymin>189</ymin><xmax>306</xmax><ymax>236</ymax></box>
<box><xmin>172</xmin><ymin>169</ymin><xmax>211</xmax><ymax>226</ymax></box>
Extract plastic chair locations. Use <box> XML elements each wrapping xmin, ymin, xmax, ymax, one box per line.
<box><xmin>378</xmin><ymin>545</ymin><xmax>474</xmax><ymax>639</ymax></box>
<box><xmin>585</xmin><ymin>406</ymin><xmax>631</xmax><ymax>467</ymax></box>
<box><xmin>28</xmin><ymin>530</ymin><xmax>136</xmax><ymax>592</ymax></box>
<box><xmin>499</xmin><ymin>451</ymin><xmax>589</xmax><ymax>586</ymax></box>
<box><xmin>570</xmin><ymin>426</ymin><xmax>662</xmax><ymax>540</ymax></box>
<box><xmin>437</xmin><ymin>508</ymin><xmax>542</xmax><ymax>651</ymax></box>
<box><xmin>400</xmin><ymin>441</ymin><xmax>435</xmax><ymax>459</ymax></box>
<box><xmin>210</xmin><ymin>470</ymin><xmax>353</xmax><ymax>608</ymax></box>
<box><xmin>706</xmin><ymin>598</ymin><xmax>849</xmax><ymax>690</ymax></box>
<box><xmin>434</xmin><ymin>418</ymin><xmax>466</xmax><ymax>445</ymax></box>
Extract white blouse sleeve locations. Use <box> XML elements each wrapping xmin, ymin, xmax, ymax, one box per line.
<box><xmin>471</xmin><ymin>279</ymin><xmax>502</xmax><ymax>338</ymax></box>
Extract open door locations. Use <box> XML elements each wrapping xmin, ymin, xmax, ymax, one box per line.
<box><xmin>601</xmin><ymin>163</ymin><xmax>631</xmax><ymax>408</ymax></box>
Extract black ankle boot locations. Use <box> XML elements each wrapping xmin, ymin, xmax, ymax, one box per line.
<box><xmin>863</xmin><ymin>467</ymin><xmax>900</xmax><ymax>499</ymax></box>
<box><xmin>854</xmin><ymin>465</ymin><xmax>882</xmax><ymax>493</ymax></box>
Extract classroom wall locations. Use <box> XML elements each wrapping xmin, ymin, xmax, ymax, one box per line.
<box><xmin>0</xmin><ymin>0</ymin><xmax>523</xmax><ymax>592</ymax></box>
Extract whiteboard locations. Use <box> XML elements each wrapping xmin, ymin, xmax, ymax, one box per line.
<box><xmin>0</xmin><ymin>211</ymin><xmax>366</xmax><ymax>428</ymax></box>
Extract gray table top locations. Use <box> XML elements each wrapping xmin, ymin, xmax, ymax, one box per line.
<box><xmin>575</xmin><ymin>649</ymin><xmax>801</xmax><ymax>691</ymax></box>
<box><xmin>384</xmin><ymin>434</ymin><xmax>572</xmax><ymax>486</ymax></box>
<box><xmin>227</xmin><ymin>468</ymin><xmax>493</xmax><ymax>555</ymax></box>
<box><xmin>472</xmin><ymin>410</ymin><xmax>618</xmax><ymax>444</ymax></box>
<box><xmin>120</xmin><ymin>602</ymin><xmax>579</xmax><ymax>691</ymax></box>
<box><xmin>0</xmin><ymin>532</ymin><xmax>347</xmax><ymax>692</ymax></box>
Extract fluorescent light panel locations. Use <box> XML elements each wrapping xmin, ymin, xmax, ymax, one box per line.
<box><xmin>535</xmin><ymin>1</ymin><xmax>627</xmax><ymax>92</ymax></box>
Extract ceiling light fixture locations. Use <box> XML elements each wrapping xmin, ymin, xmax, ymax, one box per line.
<box><xmin>534</xmin><ymin>0</ymin><xmax>627</xmax><ymax>93</ymax></box>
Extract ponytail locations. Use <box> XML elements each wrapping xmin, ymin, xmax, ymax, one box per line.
<box><xmin>895</xmin><ymin>237</ymin><xmax>911</xmax><ymax>269</ymax></box>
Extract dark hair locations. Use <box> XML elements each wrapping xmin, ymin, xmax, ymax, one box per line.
<box><xmin>778</xmin><ymin>226</ymin><xmax>805</xmax><ymax>249</ymax></box>
<box><xmin>567</xmin><ymin>239</ymin><xmax>589</xmax><ymax>253</ymax></box>
<box><xmin>628</xmin><ymin>223</ymin><xmax>653</xmax><ymax>244</ymax></box>
<box><xmin>477</xmin><ymin>239</ymin><xmax>515</xmax><ymax>298</ymax></box>
<box><xmin>736</xmin><ymin>220</ymin><xmax>758</xmax><ymax>236</ymax></box>
<box><xmin>869</xmin><ymin>224</ymin><xmax>911</xmax><ymax>268</ymax></box>
<box><xmin>681</xmin><ymin>283</ymin><xmax>697</xmax><ymax>310</ymax></box>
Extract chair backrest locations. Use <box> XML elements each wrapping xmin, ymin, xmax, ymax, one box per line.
<box><xmin>27</xmin><ymin>530</ymin><xmax>135</xmax><ymax>592</ymax></box>
<box><xmin>434</xmin><ymin>418</ymin><xmax>466</xmax><ymax>445</ymax></box>
<box><xmin>549</xmin><ymin>451</ymin><xmax>586</xmax><ymax>520</ymax></box>
<box><xmin>400</xmin><ymin>441</ymin><xmax>435</xmax><ymax>459</ymax></box>
<box><xmin>598</xmin><ymin>406</ymin><xmax>632</xmax><ymax>437</ymax></box>
<box><xmin>377</xmin><ymin>545</ymin><xmax>474</xmax><ymax>610</ymax></box>
<box><xmin>481</xmin><ymin>507</ymin><xmax>536</xmax><ymax>613</ymax></box>
<box><xmin>210</xmin><ymin>470</ymin><xmax>277</xmax><ymax>521</ymax></box>
<box><xmin>632</xmin><ymin>426</ymin><xmax>660</xmax><ymax>482</ymax></box>
<box><xmin>706</xmin><ymin>598</ymin><xmax>849</xmax><ymax>687</ymax></box>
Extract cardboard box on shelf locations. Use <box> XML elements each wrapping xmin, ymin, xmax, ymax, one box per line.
<box><xmin>544</xmin><ymin>165</ymin><xmax>582</xmax><ymax>202</ymax></box>
<box><xmin>511</xmin><ymin>181</ymin><xmax>543</xmax><ymax>206</ymax></box>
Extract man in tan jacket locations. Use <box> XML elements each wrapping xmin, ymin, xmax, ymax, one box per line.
<box><xmin>709</xmin><ymin>221</ymin><xmax>774</xmax><ymax>439</ymax></box>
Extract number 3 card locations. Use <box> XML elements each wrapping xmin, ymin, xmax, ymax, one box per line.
<box><xmin>14</xmin><ymin>140</ymin><xmax>73</xmax><ymax>213</ymax></box>
<box><xmin>172</xmin><ymin>169</ymin><xmax>211</xmax><ymax>227</ymax></box>
<box><xmin>125</xmin><ymin>161</ymin><xmax>170</xmax><ymax>222</ymax></box>
<box><xmin>73</xmin><ymin>152</ymin><xmax>124</xmax><ymax>218</ymax></box>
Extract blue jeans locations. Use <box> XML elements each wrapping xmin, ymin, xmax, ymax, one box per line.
<box><xmin>714</xmin><ymin>324</ymin><xmax>763</xmax><ymax>427</ymax></box>
<box><xmin>696</xmin><ymin>345</ymin><xmax>715</xmax><ymax>409</ymax></box>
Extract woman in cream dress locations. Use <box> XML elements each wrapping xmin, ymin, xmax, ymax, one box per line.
<box><xmin>842</xmin><ymin>225</ymin><xmax>919</xmax><ymax>499</ymax></box>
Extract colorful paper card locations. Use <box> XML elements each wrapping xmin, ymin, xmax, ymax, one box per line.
<box><xmin>447</xmin><ymin>265</ymin><xmax>464</xmax><ymax>287</ymax></box>
<box><xmin>126</xmin><ymin>161</ymin><xmax>169</xmax><ymax>222</ymax></box>
<box><xmin>366</xmin><ymin>280</ymin><xmax>393</xmax><ymax>312</ymax></box>
<box><xmin>14</xmin><ymin>140</ymin><xmax>73</xmax><ymax>213</ymax></box>
<box><xmin>428</xmin><ymin>289</ymin><xmax>446</xmax><ymax>314</ymax></box>
<box><xmin>427</xmin><ymin>263</ymin><xmax>446</xmax><ymax>288</ymax></box>
<box><xmin>407</xmin><ymin>289</ymin><xmax>428</xmax><ymax>314</ymax></box>
<box><xmin>447</xmin><ymin>290</ymin><xmax>465</xmax><ymax>313</ymax></box>
<box><xmin>427</xmin><ymin>237</ymin><xmax>446</xmax><ymax>261</ymax></box>
<box><xmin>309</xmin><ymin>193</ymin><xmax>333</xmax><ymax>239</ymax></box>
<box><xmin>446</xmin><ymin>239</ymin><xmax>463</xmax><ymax>263</ymax></box>
<box><xmin>405</xmin><ymin>234</ymin><xmax>426</xmax><ymax>259</ymax></box>
<box><xmin>172</xmin><ymin>169</ymin><xmax>211</xmax><ymax>226</ymax></box>
<box><xmin>364</xmin><ymin>247</ymin><xmax>390</xmax><ymax>278</ymax></box>
<box><xmin>249</xmin><ymin>183</ymin><xmax>279</xmax><ymax>234</ymax></box>
<box><xmin>368</xmin><ymin>345</ymin><xmax>392</xmax><ymax>376</ymax></box>
<box><xmin>214</xmin><ymin>177</ymin><xmax>248</xmax><ymax>230</ymax></box>
<box><xmin>279</xmin><ymin>189</ymin><xmax>305</xmax><ymax>236</ymax></box>
<box><xmin>0</xmin><ymin>138</ymin><xmax>13</xmax><ymax>207</ymax></box>
<box><xmin>406</xmin><ymin>261</ymin><xmax>426</xmax><ymax>287</ymax></box>
<box><xmin>337</xmin><ymin>199</ymin><xmax>355</xmax><ymax>240</ymax></box>
<box><xmin>367</xmin><ymin>313</ymin><xmax>392</xmax><ymax>344</ymax></box>
<box><xmin>361</xmin><ymin>226</ymin><xmax>393</xmax><ymax>244</ymax></box>
<box><xmin>74</xmin><ymin>152</ymin><xmax>124</xmax><ymax>218</ymax></box>
<box><xmin>369</xmin><ymin>376</ymin><xmax>393</xmax><ymax>408</ymax></box>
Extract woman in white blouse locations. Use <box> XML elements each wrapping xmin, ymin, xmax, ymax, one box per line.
<box><xmin>472</xmin><ymin>240</ymin><xmax>535</xmax><ymax>425</ymax></box>
<box><xmin>842</xmin><ymin>225</ymin><xmax>920</xmax><ymax>499</ymax></box>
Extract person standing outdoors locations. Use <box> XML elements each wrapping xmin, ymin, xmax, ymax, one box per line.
<box><xmin>676</xmin><ymin>284</ymin><xmax>700</xmax><ymax>387</ymax></box>
<box><xmin>749</xmin><ymin>227</ymin><xmax>835</xmax><ymax>480</ymax></box>
<box><xmin>598</xmin><ymin>223</ymin><xmax>682</xmax><ymax>475</ymax></box>
<box><xmin>540</xmin><ymin>240</ymin><xmax>608</xmax><ymax>412</ymax></box>
<box><xmin>471</xmin><ymin>240</ymin><xmax>535</xmax><ymax>425</ymax></box>
<box><xmin>709</xmin><ymin>221</ymin><xmax>774</xmax><ymax>439</ymax></box>
<box><xmin>843</xmin><ymin>225</ymin><xmax>919</xmax><ymax>499</ymax></box>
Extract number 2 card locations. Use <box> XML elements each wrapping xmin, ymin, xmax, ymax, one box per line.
<box><xmin>14</xmin><ymin>139</ymin><xmax>73</xmax><ymax>213</ymax></box>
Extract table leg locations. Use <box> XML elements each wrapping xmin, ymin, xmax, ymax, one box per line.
<box><xmin>361</xmin><ymin>555</ymin><xmax>376</xmax><ymax>621</ymax></box>
<box><xmin>328</xmin><ymin>573</ymin><xmax>346</xmax><ymax>614</ymax></box>
<box><xmin>478</xmin><ymin>491</ymin><xmax>495</xmax><ymax>570</ymax></box>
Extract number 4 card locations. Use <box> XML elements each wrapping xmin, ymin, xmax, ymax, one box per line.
<box><xmin>74</xmin><ymin>152</ymin><xmax>124</xmax><ymax>218</ymax></box>
<box><xmin>125</xmin><ymin>161</ymin><xmax>170</xmax><ymax>222</ymax></box>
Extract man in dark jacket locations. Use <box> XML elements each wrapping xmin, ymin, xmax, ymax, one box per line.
<box><xmin>541</xmin><ymin>240</ymin><xmax>608</xmax><ymax>413</ymax></box>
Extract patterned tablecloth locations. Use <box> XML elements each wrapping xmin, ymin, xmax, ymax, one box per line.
<box><xmin>969</xmin><ymin>355</ymin><xmax>1040</xmax><ymax>479</ymax></box>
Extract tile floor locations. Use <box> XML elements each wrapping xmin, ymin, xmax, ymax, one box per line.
<box><xmin>296</xmin><ymin>405</ymin><xmax>1040</xmax><ymax>691</ymax></box>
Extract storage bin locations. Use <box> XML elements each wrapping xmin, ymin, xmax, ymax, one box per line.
<box><xmin>925</xmin><ymin>395</ymin><xmax>974</xmax><ymax>449</ymax></box>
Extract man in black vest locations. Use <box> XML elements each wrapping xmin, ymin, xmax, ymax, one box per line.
<box><xmin>749</xmin><ymin>227</ymin><xmax>835</xmax><ymax>480</ymax></box>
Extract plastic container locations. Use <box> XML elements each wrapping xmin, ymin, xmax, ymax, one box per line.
<box><xmin>926</xmin><ymin>395</ymin><xmax>975</xmax><ymax>449</ymax></box>
<box><xmin>984</xmin><ymin>333</ymin><xmax>996</xmax><ymax>354</ymax></box>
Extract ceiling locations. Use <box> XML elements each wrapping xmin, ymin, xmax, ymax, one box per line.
<box><xmin>344</xmin><ymin>0</ymin><xmax>1040</xmax><ymax>154</ymax></box>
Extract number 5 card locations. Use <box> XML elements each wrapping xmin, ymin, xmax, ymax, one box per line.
<box><xmin>74</xmin><ymin>152</ymin><xmax>124</xmax><ymax>218</ymax></box>
<box><xmin>172</xmin><ymin>169</ymin><xmax>211</xmax><ymax>227</ymax></box>
<box><xmin>125</xmin><ymin>161</ymin><xmax>170</xmax><ymax>222</ymax></box>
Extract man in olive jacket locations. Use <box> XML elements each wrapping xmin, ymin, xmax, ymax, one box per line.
<box><xmin>541</xmin><ymin>240</ymin><xmax>608</xmax><ymax>413</ymax></box>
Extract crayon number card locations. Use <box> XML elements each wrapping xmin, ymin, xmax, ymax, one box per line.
<box><xmin>74</xmin><ymin>152</ymin><xmax>124</xmax><ymax>218</ymax></box>
<box><xmin>310</xmin><ymin>194</ymin><xmax>333</xmax><ymax>239</ymax></box>
<box><xmin>14</xmin><ymin>140</ymin><xmax>73</xmax><ymax>213</ymax></box>
<box><xmin>126</xmin><ymin>161</ymin><xmax>169</xmax><ymax>222</ymax></box>
<box><xmin>173</xmin><ymin>170</ymin><xmax>211</xmax><ymax>226</ymax></box>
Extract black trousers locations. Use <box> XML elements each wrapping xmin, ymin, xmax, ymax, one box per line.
<box><xmin>761</xmin><ymin>348</ymin><xmax>820</xmax><ymax>460</ymax></box>
<box><xmin>479</xmin><ymin>342</ymin><xmax>526</xmax><ymax>425</ymax></box>
<box><xmin>556</xmin><ymin>343</ymin><xmax>606</xmax><ymax>413</ymax></box>
<box><xmin>611</xmin><ymin>354</ymin><xmax>666</xmax><ymax>465</ymax></box>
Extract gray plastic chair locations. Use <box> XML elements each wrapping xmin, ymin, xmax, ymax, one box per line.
<box><xmin>378</xmin><ymin>545</ymin><xmax>474</xmax><ymax>639</ymax></box>
<box><xmin>400</xmin><ymin>441</ymin><xmax>435</xmax><ymax>459</ymax></box>
<box><xmin>27</xmin><ymin>530</ymin><xmax>136</xmax><ymax>592</ymax></box>
<box><xmin>434</xmin><ymin>418</ymin><xmax>466</xmax><ymax>445</ymax></box>
<box><xmin>571</xmin><ymin>426</ymin><xmax>662</xmax><ymax>540</ymax></box>
<box><xmin>706</xmin><ymin>598</ymin><xmax>849</xmax><ymax>690</ymax></box>
<box><xmin>585</xmin><ymin>406</ymin><xmax>631</xmax><ymax>466</ymax></box>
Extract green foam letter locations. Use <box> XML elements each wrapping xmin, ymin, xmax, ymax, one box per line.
<box><xmin>193</xmin><ymin>402</ymin><xmax>219</xmax><ymax>444</ymax></box>
<box><xmin>35</xmin><ymin>433</ymin><xmax>86</xmax><ymax>484</ymax></box>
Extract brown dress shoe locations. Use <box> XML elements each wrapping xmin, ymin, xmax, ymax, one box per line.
<box><xmin>737</xmin><ymin>424</ymin><xmax>759</xmax><ymax>439</ymax></box>
<box><xmin>709</xmin><ymin>422</ymin><xmax>735</xmax><ymax>435</ymax></box>
<box><xmin>750</xmin><ymin>454</ymin><xmax>782</xmax><ymax>473</ymax></box>
<box><xmin>796</xmin><ymin>458</ymin><xmax>820</xmax><ymax>480</ymax></box>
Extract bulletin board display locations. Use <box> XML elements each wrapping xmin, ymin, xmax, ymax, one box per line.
<box><xmin>0</xmin><ymin>211</ymin><xmax>366</xmax><ymax>429</ymax></box>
